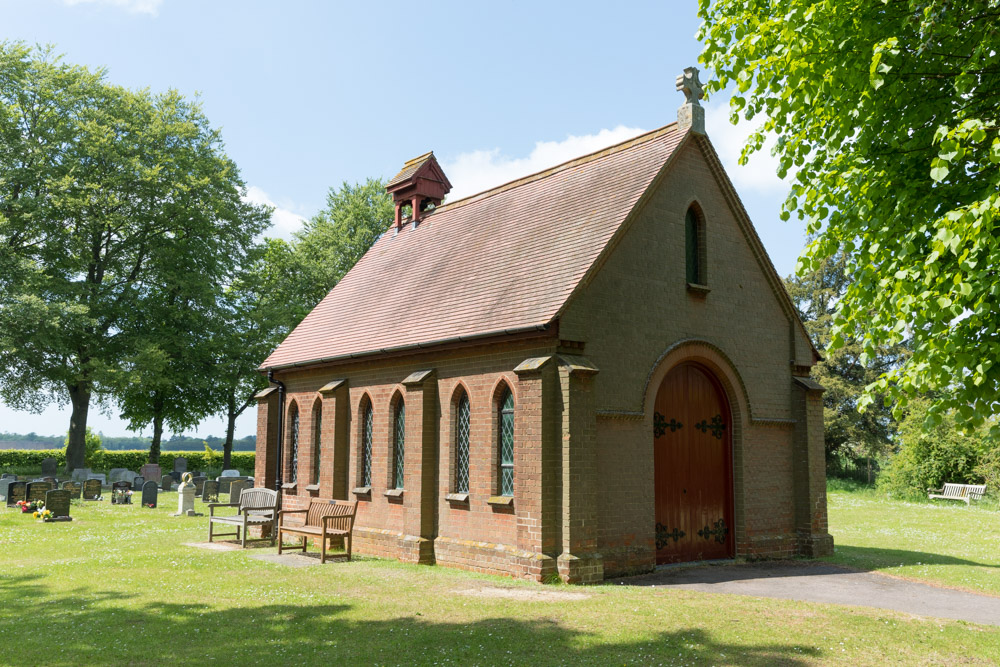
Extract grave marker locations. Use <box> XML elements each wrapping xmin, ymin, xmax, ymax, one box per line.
<box><xmin>26</xmin><ymin>481</ymin><xmax>53</xmax><ymax>503</ymax></box>
<box><xmin>41</xmin><ymin>457</ymin><xmax>57</xmax><ymax>475</ymax></box>
<box><xmin>108</xmin><ymin>468</ymin><xmax>127</xmax><ymax>482</ymax></box>
<box><xmin>6</xmin><ymin>481</ymin><xmax>26</xmax><ymax>506</ymax></box>
<box><xmin>82</xmin><ymin>478</ymin><xmax>102</xmax><ymax>500</ymax></box>
<box><xmin>71</xmin><ymin>468</ymin><xmax>92</xmax><ymax>483</ymax></box>
<box><xmin>133</xmin><ymin>476</ymin><xmax>145</xmax><ymax>489</ymax></box>
<box><xmin>173</xmin><ymin>457</ymin><xmax>187</xmax><ymax>474</ymax></box>
<box><xmin>161</xmin><ymin>474</ymin><xmax>173</xmax><ymax>491</ymax></box>
<box><xmin>44</xmin><ymin>489</ymin><xmax>72</xmax><ymax>520</ymax></box>
<box><xmin>141</xmin><ymin>480</ymin><xmax>159</xmax><ymax>508</ymax></box>
<box><xmin>111</xmin><ymin>481</ymin><xmax>132</xmax><ymax>504</ymax></box>
<box><xmin>192</xmin><ymin>476</ymin><xmax>207</xmax><ymax>496</ymax></box>
<box><xmin>61</xmin><ymin>481</ymin><xmax>82</xmax><ymax>499</ymax></box>
<box><xmin>228</xmin><ymin>479</ymin><xmax>249</xmax><ymax>503</ymax></box>
<box><xmin>201</xmin><ymin>480</ymin><xmax>220</xmax><ymax>503</ymax></box>
<box><xmin>140</xmin><ymin>464</ymin><xmax>162</xmax><ymax>486</ymax></box>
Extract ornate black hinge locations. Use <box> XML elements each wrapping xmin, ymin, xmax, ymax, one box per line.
<box><xmin>694</xmin><ymin>414</ymin><xmax>726</xmax><ymax>439</ymax></box>
<box><xmin>655</xmin><ymin>522</ymin><xmax>685</xmax><ymax>549</ymax></box>
<box><xmin>654</xmin><ymin>412</ymin><xmax>683</xmax><ymax>438</ymax></box>
<box><xmin>697</xmin><ymin>518</ymin><xmax>729</xmax><ymax>544</ymax></box>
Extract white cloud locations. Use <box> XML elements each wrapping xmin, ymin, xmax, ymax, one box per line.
<box><xmin>243</xmin><ymin>186</ymin><xmax>308</xmax><ymax>241</ymax></box>
<box><xmin>443</xmin><ymin>125</ymin><xmax>647</xmax><ymax>202</ymax></box>
<box><xmin>62</xmin><ymin>0</ymin><xmax>163</xmax><ymax>15</ymax></box>
<box><xmin>704</xmin><ymin>101</ymin><xmax>790</xmax><ymax>193</ymax></box>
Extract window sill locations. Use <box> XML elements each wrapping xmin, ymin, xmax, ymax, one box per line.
<box><xmin>686</xmin><ymin>282</ymin><xmax>711</xmax><ymax>296</ymax></box>
<box><xmin>351</xmin><ymin>486</ymin><xmax>371</xmax><ymax>496</ymax></box>
<box><xmin>305</xmin><ymin>484</ymin><xmax>320</xmax><ymax>492</ymax></box>
<box><xmin>487</xmin><ymin>495</ymin><xmax>513</xmax><ymax>507</ymax></box>
<box><xmin>445</xmin><ymin>493</ymin><xmax>469</xmax><ymax>503</ymax></box>
<box><xmin>384</xmin><ymin>488</ymin><xmax>404</xmax><ymax>498</ymax></box>
<box><xmin>281</xmin><ymin>482</ymin><xmax>297</xmax><ymax>491</ymax></box>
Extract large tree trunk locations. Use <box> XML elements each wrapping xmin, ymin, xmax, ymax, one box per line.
<box><xmin>223</xmin><ymin>393</ymin><xmax>236</xmax><ymax>470</ymax></box>
<box><xmin>149</xmin><ymin>411</ymin><xmax>164</xmax><ymax>464</ymax></box>
<box><xmin>66</xmin><ymin>382</ymin><xmax>92</xmax><ymax>472</ymax></box>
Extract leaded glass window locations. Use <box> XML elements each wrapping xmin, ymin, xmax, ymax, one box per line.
<box><xmin>394</xmin><ymin>400</ymin><xmax>405</xmax><ymax>490</ymax></box>
<box><xmin>499</xmin><ymin>389</ymin><xmax>514</xmax><ymax>497</ymax></box>
<box><xmin>361</xmin><ymin>402</ymin><xmax>373</xmax><ymax>487</ymax></box>
<box><xmin>455</xmin><ymin>394</ymin><xmax>470</xmax><ymax>494</ymax></box>
<box><xmin>313</xmin><ymin>404</ymin><xmax>322</xmax><ymax>485</ymax></box>
<box><xmin>685</xmin><ymin>208</ymin><xmax>702</xmax><ymax>284</ymax></box>
<box><xmin>289</xmin><ymin>404</ymin><xmax>299</xmax><ymax>484</ymax></box>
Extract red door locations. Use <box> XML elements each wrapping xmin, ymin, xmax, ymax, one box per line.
<box><xmin>653</xmin><ymin>363</ymin><xmax>734</xmax><ymax>563</ymax></box>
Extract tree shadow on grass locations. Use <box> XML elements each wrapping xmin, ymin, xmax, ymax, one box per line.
<box><xmin>0</xmin><ymin>574</ymin><xmax>820</xmax><ymax>666</ymax></box>
<box><xmin>827</xmin><ymin>545</ymin><xmax>1000</xmax><ymax>570</ymax></box>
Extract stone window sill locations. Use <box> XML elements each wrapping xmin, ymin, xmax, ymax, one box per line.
<box><xmin>351</xmin><ymin>486</ymin><xmax>371</xmax><ymax>497</ymax></box>
<box><xmin>445</xmin><ymin>493</ymin><xmax>469</xmax><ymax>503</ymax></box>
<box><xmin>686</xmin><ymin>282</ymin><xmax>711</xmax><ymax>296</ymax></box>
<box><xmin>384</xmin><ymin>488</ymin><xmax>404</xmax><ymax>499</ymax></box>
<box><xmin>281</xmin><ymin>482</ymin><xmax>297</xmax><ymax>491</ymax></box>
<box><xmin>487</xmin><ymin>495</ymin><xmax>513</xmax><ymax>507</ymax></box>
<box><xmin>305</xmin><ymin>484</ymin><xmax>320</xmax><ymax>492</ymax></box>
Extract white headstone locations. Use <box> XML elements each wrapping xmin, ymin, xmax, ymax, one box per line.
<box><xmin>171</xmin><ymin>472</ymin><xmax>200</xmax><ymax>517</ymax></box>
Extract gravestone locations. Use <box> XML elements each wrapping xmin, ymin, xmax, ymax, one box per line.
<box><xmin>88</xmin><ymin>473</ymin><xmax>107</xmax><ymax>485</ymax></box>
<box><xmin>133</xmin><ymin>476</ymin><xmax>145</xmax><ymax>489</ymax></box>
<box><xmin>61</xmin><ymin>481</ymin><xmax>82</xmax><ymax>499</ymax></box>
<box><xmin>26</xmin><ymin>481</ymin><xmax>53</xmax><ymax>503</ymax></box>
<box><xmin>228</xmin><ymin>479</ymin><xmax>249</xmax><ymax>503</ymax></box>
<box><xmin>71</xmin><ymin>468</ymin><xmax>93</xmax><ymax>483</ymax></box>
<box><xmin>220</xmin><ymin>468</ymin><xmax>240</xmax><ymax>478</ymax></box>
<box><xmin>111</xmin><ymin>481</ymin><xmax>132</xmax><ymax>504</ymax></box>
<box><xmin>44</xmin><ymin>489</ymin><xmax>72</xmax><ymax>520</ymax></box>
<box><xmin>161</xmin><ymin>474</ymin><xmax>173</xmax><ymax>491</ymax></box>
<box><xmin>192</xmin><ymin>476</ymin><xmax>207</xmax><ymax>496</ymax></box>
<box><xmin>0</xmin><ymin>478</ymin><xmax>17</xmax><ymax>503</ymax></box>
<box><xmin>108</xmin><ymin>468</ymin><xmax>127</xmax><ymax>482</ymax></box>
<box><xmin>140</xmin><ymin>464</ymin><xmax>161</xmax><ymax>487</ymax></box>
<box><xmin>1</xmin><ymin>472</ymin><xmax>13</xmax><ymax>479</ymax></box>
<box><xmin>43</xmin><ymin>477</ymin><xmax>59</xmax><ymax>487</ymax></box>
<box><xmin>41</xmin><ymin>457</ymin><xmax>57</xmax><ymax>475</ymax></box>
<box><xmin>6</xmin><ymin>481</ymin><xmax>26</xmax><ymax>506</ymax></box>
<box><xmin>171</xmin><ymin>472</ymin><xmax>201</xmax><ymax>517</ymax></box>
<box><xmin>141</xmin><ymin>480</ymin><xmax>158</xmax><ymax>508</ymax></box>
<box><xmin>82</xmin><ymin>478</ymin><xmax>102</xmax><ymax>500</ymax></box>
<box><xmin>201</xmin><ymin>480</ymin><xmax>220</xmax><ymax>503</ymax></box>
<box><xmin>173</xmin><ymin>457</ymin><xmax>187</xmax><ymax>474</ymax></box>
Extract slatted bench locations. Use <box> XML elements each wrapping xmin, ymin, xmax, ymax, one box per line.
<box><xmin>208</xmin><ymin>487</ymin><xmax>278</xmax><ymax>547</ymax></box>
<box><xmin>278</xmin><ymin>499</ymin><xmax>357</xmax><ymax>564</ymax></box>
<box><xmin>928</xmin><ymin>483</ymin><xmax>987</xmax><ymax>505</ymax></box>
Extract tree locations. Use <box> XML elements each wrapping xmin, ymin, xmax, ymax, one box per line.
<box><xmin>699</xmin><ymin>1</ymin><xmax>1000</xmax><ymax>432</ymax></box>
<box><xmin>63</xmin><ymin>426</ymin><xmax>102</xmax><ymax>468</ymax></box>
<box><xmin>0</xmin><ymin>43</ymin><xmax>268</xmax><ymax>470</ymax></box>
<box><xmin>785</xmin><ymin>248</ymin><xmax>908</xmax><ymax>479</ymax></box>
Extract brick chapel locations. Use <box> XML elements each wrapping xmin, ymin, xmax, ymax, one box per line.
<box><xmin>254</xmin><ymin>68</ymin><xmax>834</xmax><ymax>584</ymax></box>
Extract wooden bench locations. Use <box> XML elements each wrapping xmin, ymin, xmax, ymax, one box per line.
<box><xmin>928</xmin><ymin>483</ymin><xmax>987</xmax><ymax>505</ymax></box>
<box><xmin>207</xmin><ymin>487</ymin><xmax>278</xmax><ymax>547</ymax></box>
<box><xmin>278</xmin><ymin>499</ymin><xmax>357</xmax><ymax>563</ymax></box>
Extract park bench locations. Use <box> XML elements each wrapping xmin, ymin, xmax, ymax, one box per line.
<box><xmin>207</xmin><ymin>487</ymin><xmax>278</xmax><ymax>548</ymax></box>
<box><xmin>927</xmin><ymin>483</ymin><xmax>987</xmax><ymax>505</ymax></box>
<box><xmin>277</xmin><ymin>499</ymin><xmax>357</xmax><ymax>564</ymax></box>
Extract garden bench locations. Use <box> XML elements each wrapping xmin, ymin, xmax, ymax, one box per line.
<box><xmin>207</xmin><ymin>487</ymin><xmax>278</xmax><ymax>548</ymax></box>
<box><xmin>278</xmin><ymin>499</ymin><xmax>357</xmax><ymax>564</ymax></box>
<box><xmin>927</xmin><ymin>483</ymin><xmax>986</xmax><ymax>505</ymax></box>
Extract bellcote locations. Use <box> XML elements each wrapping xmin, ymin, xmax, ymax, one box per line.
<box><xmin>386</xmin><ymin>152</ymin><xmax>452</xmax><ymax>229</ymax></box>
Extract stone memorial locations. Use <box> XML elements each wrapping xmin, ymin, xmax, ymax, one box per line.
<box><xmin>26</xmin><ymin>481</ymin><xmax>53</xmax><ymax>503</ymax></box>
<box><xmin>173</xmin><ymin>457</ymin><xmax>187</xmax><ymax>474</ymax></box>
<box><xmin>43</xmin><ymin>476</ymin><xmax>59</xmax><ymax>487</ymax></box>
<box><xmin>108</xmin><ymin>468</ymin><xmax>128</xmax><ymax>482</ymax></box>
<box><xmin>61</xmin><ymin>481</ymin><xmax>82</xmax><ymax>499</ymax></box>
<box><xmin>6</xmin><ymin>481</ymin><xmax>26</xmax><ymax>506</ymax></box>
<box><xmin>88</xmin><ymin>473</ymin><xmax>107</xmax><ymax>485</ymax></box>
<box><xmin>44</xmin><ymin>489</ymin><xmax>72</xmax><ymax>521</ymax></box>
<box><xmin>161</xmin><ymin>474</ymin><xmax>173</xmax><ymax>491</ymax></box>
<box><xmin>192</xmin><ymin>476</ymin><xmax>207</xmax><ymax>496</ymax></box>
<box><xmin>82</xmin><ymin>478</ymin><xmax>102</xmax><ymax>500</ymax></box>
<box><xmin>228</xmin><ymin>479</ymin><xmax>249</xmax><ymax>503</ymax></box>
<box><xmin>1</xmin><ymin>472</ymin><xmax>13</xmax><ymax>479</ymax></box>
<box><xmin>71</xmin><ymin>468</ymin><xmax>92</xmax><ymax>483</ymax></box>
<box><xmin>220</xmin><ymin>469</ymin><xmax>240</xmax><ymax>478</ymax></box>
<box><xmin>0</xmin><ymin>477</ymin><xmax>17</xmax><ymax>502</ymax></box>
<box><xmin>41</xmin><ymin>457</ymin><xmax>57</xmax><ymax>475</ymax></box>
<box><xmin>111</xmin><ymin>481</ymin><xmax>132</xmax><ymax>504</ymax></box>
<box><xmin>141</xmin><ymin>480</ymin><xmax>158</xmax><ymax>508</ymax></box>
<box><xmin>140</xmin><ymin>464</ymin><xmax>161</xmax><ymax>487</ymax></box>
<box><xmin>133</xmin><ymin>476</ymin><xmax>145</xmax><ymax>489</ymax></box>
<box><xmin>171</xmin><ymin>472</ymin><xmax>201</xmax><ymax>517</ymax></box>
<box><xmin>201</xmin><ymin>479</ymin><xmax>220</xmax><ymax>503</ymax></box>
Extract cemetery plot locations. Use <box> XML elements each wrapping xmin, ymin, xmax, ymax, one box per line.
<box><xmin>82</xmin><ymin>479</ymin><xmax>102</xmax><ymax>500</ymax></box>
<box><xmin>202</xmin><ymin>480</ymin><xmax>220</xmax><ymax>502</ymax></box>
<box><xmin>61</xmin><ymin>481</ymin><xmax>82</xmax><ymax>499</ymax></box>
<box><xmin>141</xmin><ymin>480</ymin><xmax>158</xmax><ymax>508</ymax></box>
<box><xmin>111</xmin><ymin>481</ymin><xmax>132</xmax><ymax>505</ymax></box>
<box><xmin>26</xmin><ymin>481</ymin><xmax>53</xmax><ymax>503</ymax></box>
<box><xmin>43</xmin><ymin>489</ymin><xmax>72</xmax><ymax>521</ymax></box>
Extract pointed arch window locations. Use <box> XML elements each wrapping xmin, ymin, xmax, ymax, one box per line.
<box><xmin>313</xmin><ymin>402</ymin><xmax>322</xmax><ymax>485</ymax></box>
<box><xmin>393</xmin><ymin>399</ymin><xmax>406</xmax><ymax>490</ymax></box>
<box><xmin>455</xmin><ymin>393</ymin><xmax>471</xmax><ymax>494</ymax></box>
<box><xmin>498</xmin><ymin>389</ymin><xmax>514</xmax><ymax>497</ymax></box>
<box><xmin>288</xmin><ymin>403</ymin><xmax>299</xmax><ymax>484</ymax></box>
<box><xmin>361</xmin><ymin>400</ymin><xmax>373</xmax><ymax>488</ymax></box>
<box><xmin>685</xmin><ymin>206</ymin><xmax>706</xmax><ymax>285</ymax></box>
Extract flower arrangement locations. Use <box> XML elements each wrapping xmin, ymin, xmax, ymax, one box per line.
<box><xmin>32</xmin><ymin>508</ymin><xmax>53</xmax><ymax>521</ymax></box>
<box><xmin>144</xmin><ymin>503</ymin><xmax>155</xmax><ymax>508</ymax></box>
<box><xmin>16</xmin><ymin>500</ymin><xmax>41</xmax><ymax>513</ymax></box>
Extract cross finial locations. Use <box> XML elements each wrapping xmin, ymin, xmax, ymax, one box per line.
<box><xmin>675</xmin><ymin>66</ymin><xmax>704</xmax><ymax>106</ymax></box>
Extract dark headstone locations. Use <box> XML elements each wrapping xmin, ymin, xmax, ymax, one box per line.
<box><xmin>26</xmin><ymin>481</ymin><xmax>53</xmax><ymax>503</ymax></box>
<box><xmin>201</xmin><ymin>479</ymin><xmax>220</xmax><ymax>502</ymax></box>
<box><xmin>228</xmin><ymin>479</ymin><xmax>249</xmax><ymax>503</ymax></box>
<box><xmin>41</xmin><ymin>457</ymin><xmax>57</xmax><ymax>475</ymax></box>
<box><xmin>45</xmin><ymin>489</ymin><xmax>71</xmax><ymax>519</ymax></box>
<box><xmin>111</xmin><ymin>481</ymin><xmax>132</xmax><ymax>504</ymax></box>
<box><xmin>132</xmin><ymin>476</ymin><xmax>143</xmax><ymax>488</ymax></box>
<box><xmin>161</xmin><ymin>474</ymin><xmax>172</xmax><ymax>491</ymax></box>
<box><xmin>61</xmin><ymin>481</ymin><xmax>82</xmax><ymax>499</ymax></box>
<box><xmin>0</xmin><ymin>478</ymin><xmax>15</xmax><ymax>502</ymax></box>
<box><xmin>82</xmin><ymin>478</ymin><xmax>102</xmax><ymax>500</ymax></box>
<box><xmin>6</xmin><ymin>481</ymin><xmax>26</xmax><ymax>506</ymax></box>
<box><xmin>1</xmin><ymin>472</ymin><xmax>14</xmax><ymax>479</ymax></box>
<box><xmin>43</xmin><ymin>476</ymin><xmax>59</xmax><ymax>486</ymax></box>
<box><xmin>141</xmin><ymin>480</ymin><xmax>158</xmax><ymax>508</ymax></box>
<box><xmin>192</xmin><ymin>476</ymin><xmax>207</xmax><ymax>496</ymax></box>
<box><xmin>173</xmin><ymin>457</ymin><xmax>187</xmax><ymax>474</ymax></box>
<box><xmin>71</xmin><ymin>468</ymin><xmax>92</xmax><ymax>482</ymax></box>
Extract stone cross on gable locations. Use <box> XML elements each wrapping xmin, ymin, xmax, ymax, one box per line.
<box><xmin>675</xmin><ymin>67</ymin><xmax>704</xmax><ymax>106</ymax></box>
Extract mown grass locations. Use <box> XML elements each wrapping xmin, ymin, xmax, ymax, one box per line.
<box><xmin>825</xmin><ymin>478</ymin><xmax>1000</xmax><ymax>596</ymax></box>
<box><xmin>1</xmin><ymin>488</ymin><xmax>998</xmax><ymax>665</ymax></box>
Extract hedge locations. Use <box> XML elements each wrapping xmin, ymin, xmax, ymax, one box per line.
<box><xmin>0</xmin><ymin>449</ymin><xmax>255</xmax><ymax>475</ymax></box>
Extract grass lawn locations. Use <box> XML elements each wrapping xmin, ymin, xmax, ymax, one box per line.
<box><xmin>825</xmin><ymin>479</ymin><xmax>1000</xmax><ymax>596</ymax></box>
<box><xmin>1</xmin><ymin>488</ymin><xmax>997</xmax><ymax>666</ymax></box>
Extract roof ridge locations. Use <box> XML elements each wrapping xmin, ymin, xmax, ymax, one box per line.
<box><xmin>429</xmin><ymin>122</ymin><xmax>680</xmax><ymax>215</ymax></box>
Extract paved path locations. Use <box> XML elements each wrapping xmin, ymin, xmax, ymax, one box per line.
<box><xmin>616</xmin><ymin>561</ymin><xmax>1000</xmax><ymax>626</ymax></box>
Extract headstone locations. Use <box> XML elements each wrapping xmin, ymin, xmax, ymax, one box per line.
<box><xmin>141</xmin><ymin>480</ymin><xmax>158</xmax><ymax>508</ymax></box>
<box><xmin>41</xmin><ymin>457</ymin><xmax>57</xmax><ymax>475</ymax></box>
<box><xmin>88</xmin><ymin>473</ymin><xmax>107</xmax><ymax>485</ymax></box>
<box><xmin>44</xmin><ymin>489</ymin><xmax>72</xmax><ymax>520</ymax></box>
<box><xmin>201</xmin><ymin>479</ymin><xmax>220</xmax><ymax>503</ymax></box>
<box><xmin>173</xmin><ymin>457</ymin><xmax>187</xmax><ymax>474</ymax></box>
<box><xmin>133</xmin><ymin>476</ymin><xmax>145</xmax><ymax>489</ymax></box>
<box><xmin>82</xmin><ymin>478</ymin><xmax>102</xmax><ymax>500</ymax></box>
<box><xmin>6</xmin><ymin>481</ymin><xmax>26</xmax><ymax>506</ymax></box>
<box><xmin>43</xmin><ymin>476</ymin><xmax>59</xmax><ymax>487</ymax></box>
<box><xmin>161</xmin><ymin>474</ymin><xmax>173</xmax><ymax>491</ymax></box>
<box><xmin>26</xmin><ymin>481</ymin><xmax>53</xmax><ymax>503</ymax></box>
<box><xmin>0</xmin><ymin>478</ymin><xmax>14</xmax><ymax>502</ymax></box>
<box><xmin>140</xmin><ymin>464</ymin><xmax>162</xmax><ymax>487</ymax></box>
<box><xmin>171</xmin><ymin>472</ymin><xmax>200</xmax><ymax>516</ymax></box>
<box><xmin>220</xmin><ymin>468</ymin><xmax>240</xmax><ymax>478</ymax></box>
<box><xmin>71</xmin><ymin>468</ymin><xmax>92</xmax><ymax>483</ymax></box>
<box><xmin>1</xmin><ymin>472</ymin><xmax>13</xmax><ymax>479</ymax></box>
<box><xmin>61</xmin><ymin>481</ymin><xmax>82</xmax><ymax>499</ymax></box>
<box><xmin>192</xmin><ymin>476</ymin><xmax>207</xmax><ymax>496</ymax></box>
<box><xmin>229</xmin><ymin>479</ymin><xmax>249</xmax><ymax>503</ymax></box>
<box><xmin>108</xmin><ymin>468</ymin><xmax>128</xmax><ymax>482</ymax></box>
<box><xmin>111</xmin><ymin>481</ymin><xmax>132</xmax><ymax>504</ymax></box>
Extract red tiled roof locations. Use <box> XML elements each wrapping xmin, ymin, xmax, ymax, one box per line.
<box><xmin>262</xmin><ymin>124</ymin><xmax>686</xmax><ymax>370</ymax></box>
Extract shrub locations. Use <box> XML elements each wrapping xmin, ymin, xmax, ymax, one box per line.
<box><xmin>0</xmin><ymin>450</ymin><xmax>255</xmax><ymax>476</ymax></box>
<box><xmin>63</xmin><ymin>427</ymin><xmax>103</xmax><ymax>468</ymax></box>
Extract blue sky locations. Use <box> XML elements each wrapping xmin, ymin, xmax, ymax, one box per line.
<box><xmin>1</xmin><ymin>0</ymin><xmax>802</xmax><ymax>438</ymax></box>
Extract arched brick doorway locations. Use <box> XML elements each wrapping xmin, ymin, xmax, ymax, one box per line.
<box><xmin>653</xmin><ymin>362</ymin><xmax>735</xmax><ymax>564</ymax></box>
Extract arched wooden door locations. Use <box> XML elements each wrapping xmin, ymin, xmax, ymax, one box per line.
<box><xmin>653</xmin><ymin>363</ymin><xmax>734</xmax><ymax>563</ymax></box>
